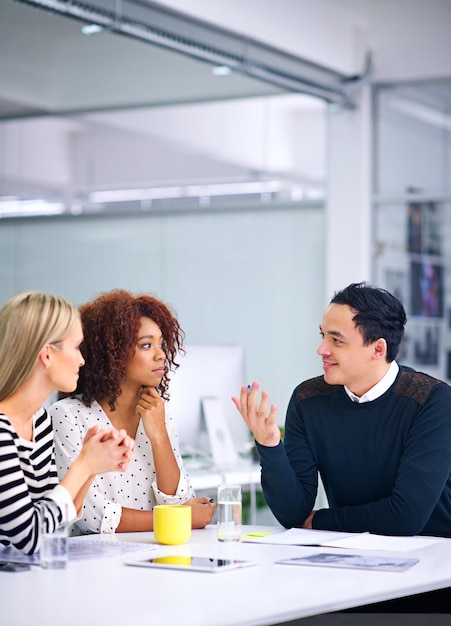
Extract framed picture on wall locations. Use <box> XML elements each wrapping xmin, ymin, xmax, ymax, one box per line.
<box><xmin>410</xmin><ymin>260</ymin><xmax>443</xmax><ymax>318</ymax></box>
<box><xmin>384</xmin><ymin>269</ymin><xmax>407</xmax><ymax>307</ymax></box>
<box><xmin>407</xmin><ymin>202</ymin><xmax>422</xmax><ymax>254</ymax></box>
<box><xmin>411</xmin><ymin>323</ymin><xmax>440</xmax><ymax>367</ymax></box>
<box><xmin>406</xmin><ymin>202</ymin><xmax>441</xmax><ymax>256</ymax></box>
<box><xmin>447</xmin><ymin>351</ymin><xmax>451</xmax><ymax>380</ymax></box>
<box><xmin>423</xmin><ymin>202</ymin><xmax>441</xmax><ymax>256</ymax></box>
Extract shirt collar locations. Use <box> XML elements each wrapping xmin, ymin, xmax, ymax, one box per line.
<box><xmin>345</xmin><ymin>361</ymin><xmax>399</xmax><ymax>404</ymax></box>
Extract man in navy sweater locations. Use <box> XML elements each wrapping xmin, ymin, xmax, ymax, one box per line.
<box><xmin>233</xmin><ymin>282</ymin><xmax>451</xmax><ymax>537</ymax></box>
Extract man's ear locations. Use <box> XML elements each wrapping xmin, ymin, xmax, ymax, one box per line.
<box><xmin>373</xmin><ymin>338</ymin><xmax>388</xmax><ymax>360</ymax></box>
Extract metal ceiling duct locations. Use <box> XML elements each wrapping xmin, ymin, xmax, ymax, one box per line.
<box><xmin>14</xmin><ymin>0</ymin><xmax>369</xmax><ymax>106</ymax></box>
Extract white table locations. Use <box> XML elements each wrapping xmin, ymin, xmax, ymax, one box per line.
<box><xmin>1</xmin><ymin>525</ymin><xmax>450</xmax><ymax>626</ymax></box>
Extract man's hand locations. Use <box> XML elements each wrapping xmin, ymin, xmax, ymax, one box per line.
<box><xmin>302</xmin><ymin>510</ymin><xmax>316</xmax><ymax>529</ymax></box>
<box><xmin>232</xmin><ymin>381</ymin><xmax>280</xmax><ymax>447</ymax></box>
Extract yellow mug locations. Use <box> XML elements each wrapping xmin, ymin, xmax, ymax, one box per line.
<box><xmin>153</xmin><ymin>504</ymin><xmax>192</xmax><ymax>545</ymax></box>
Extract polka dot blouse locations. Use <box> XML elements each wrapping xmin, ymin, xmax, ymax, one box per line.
<box><xmin>50</xmin><ymin>397</ymin><xmax>195</xmax><ymax>534</ymax></box>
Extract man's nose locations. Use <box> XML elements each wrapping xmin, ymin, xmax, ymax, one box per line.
<box><xmin>317</xmin><ymin>339</ymin><xmax>329</xmax><ymax>356</ymax></box>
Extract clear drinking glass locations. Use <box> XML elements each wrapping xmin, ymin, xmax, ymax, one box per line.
<box><xmin>40</xmin><ymin>504</ymin><xmax>68</xmax><ymax>569</ymax></box>
<box><xmin>217</xmin><ymin>484</ymin><xmax>242</xmax><ymax>542</ymax></box>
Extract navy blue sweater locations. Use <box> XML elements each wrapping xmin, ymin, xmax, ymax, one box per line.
<box><xmin>256</xmin><ymin>367</ymin><xmax>451</xmax><ymax>536</ymax></box>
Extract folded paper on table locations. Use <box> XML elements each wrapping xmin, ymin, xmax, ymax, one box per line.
<box><xmin>276</xmin><ymin>552</ymin><xmax>420</xmax><ymax>572</ymax></box>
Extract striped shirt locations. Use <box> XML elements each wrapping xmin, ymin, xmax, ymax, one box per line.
<box><xmin>0</xmin><ymin>407</ymin><xmax>62</xmax><ymax>554</ymax></box>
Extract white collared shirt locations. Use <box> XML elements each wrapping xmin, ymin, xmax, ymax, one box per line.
<box><xmin>345</xmin><ymin>360</ymin><xmax>400</xmax><ymax>404</ymax></box>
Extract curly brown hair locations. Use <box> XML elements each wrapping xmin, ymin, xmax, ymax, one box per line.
<box><xmin>70</xmin><ymin>289</ymin><xmax>184</xmax><ymax>410</ymax></box>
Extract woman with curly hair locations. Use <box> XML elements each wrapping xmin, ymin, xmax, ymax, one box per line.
<box><xmin>50</xmin><ymin>289</ymin><xmax>216</xmax><ymax>534</ymax></box>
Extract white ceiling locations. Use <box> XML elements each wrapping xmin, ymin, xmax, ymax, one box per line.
<box><xmin>0</xmin><ymin>0</ymin><xmax>327</xmax><ymax>216</ymax></box>
<box><xmin>0</xmin><ymin>0</ymin><xmax>286</xmax><ymax>118</ymax></box>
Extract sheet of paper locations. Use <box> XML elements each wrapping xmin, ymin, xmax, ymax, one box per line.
<box><xmin>67</xmin><ymin>538</ymin><xmax>157</xmax><ymax>561</ymax></box>
<box><xmin>327</xmin><ymin>533</ymin><xmax>445</xmax><ymax>552</ymax></box>
<box><xmin>0</xmin><ymin>538</ymin><xmax>156</xmax><ymax>565</ymax></box>
<box><xmin>242</xmin><ymin>528</ymin><xmax>360</xmax><ymax>546</ymax></box>
<box><xmin>242</xmin><ymin>528</ymin><xmax>447</xmax><ymax>552</ymax></box>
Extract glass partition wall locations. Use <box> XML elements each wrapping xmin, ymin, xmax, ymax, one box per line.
<box><xmin>0</xmin><ymin>0</ymin><xmax>329</xmax><ymax>426</ymax></box>
<box><xmin>373</xmin><ymin>79</ymin><xmax>451</xmax><ymax>381</ymax></box>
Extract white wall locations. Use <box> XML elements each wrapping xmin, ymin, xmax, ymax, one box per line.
<box><xmin>73</xmin><ymin>95</ymin><xmax>325</xmax><ymax>190</ymax></box>
<box><xmin>0</xmin><ymin>94</ymin><xmax>326</xmax><ymax>204</ymax></box>
<box><xmin>0</xmin><ymin>117</ymin><xmax>77</xmax><ymax>190</ymax></box>
<box><xmin>365</xmin><ymin>0</ymin><xmax>451</xmax><ymax>82</ymax></box>
<box><xmin>376</xmin><ymin>92</ymin><xmax>451</xmax><ymax>194</ymax></box>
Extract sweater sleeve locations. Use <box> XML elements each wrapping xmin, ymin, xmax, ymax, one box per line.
<box><xmin>313</xmin><ymin>383</ymin><xmax>451</xmax><ymax>535</ymax></box>
<box><xmin>256</xmin><ymin>389</ymin><xmax>318</xmax><ymax>528</ymax></box>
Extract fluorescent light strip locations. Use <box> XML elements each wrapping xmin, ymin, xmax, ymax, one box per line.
<box><xmin>0</xmin><ymin>200</ymin><xmax>65</xmax><ymax>217</ymax></box>
<box><xmin>90</xmin><ymin>187</ymin><xmax>183</xmax><ymax>203</ymax></box>
<box><xmin>89</xmin><ymin>181</ymin><xmax>283</xmax><ymax>204</ymax></box>
<box><xmin>184</xmin><ymin>181</ymin><xmax>282</xmax><ymax>197</ymax></box>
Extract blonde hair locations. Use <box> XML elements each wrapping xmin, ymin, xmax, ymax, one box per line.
<box><xmin>0</xmin><ymin>291</ymin><xmax>78</xmax><ymax>401</ymax></box>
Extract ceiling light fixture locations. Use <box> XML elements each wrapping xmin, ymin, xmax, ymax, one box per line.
<box><xmin>81</xmin><ymin>23</ymin><xmax>105</xmax><ymax>35</ymax></box>
<box><xmin>212</xmin><ymin>65</ymin><xmax>232</xmax><ymax>76</ymax></box>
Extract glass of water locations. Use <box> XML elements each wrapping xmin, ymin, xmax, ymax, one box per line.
<box><xmin>40</xmin><ymin>504</ymin><xmax>68</xmax><ymax>569</ymax></box>
<box><xmin>217</xmin><ymin>484</ymin><xmax>242</xmax><ymax>542</ymax></box>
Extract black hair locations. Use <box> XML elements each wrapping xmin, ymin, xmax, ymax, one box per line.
<box><xmin>330</xmin><ymin>282</ymin><xmax>407</xmax><ymax>362</ymax></box>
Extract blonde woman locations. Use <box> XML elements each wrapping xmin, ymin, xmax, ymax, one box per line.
<box><xmin>0</xmin><ymin>291</ymin><xmax>134</xmax><ymax>554</ymax></box>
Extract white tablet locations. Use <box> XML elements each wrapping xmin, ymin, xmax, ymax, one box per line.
<box><xmin>125</xmin><ymin>555</ymin><xmax>255</xmax><ymax>573</ymax></box>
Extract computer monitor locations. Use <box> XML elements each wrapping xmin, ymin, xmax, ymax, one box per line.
<box><xmin>167</xmin><ymin>344</ymin><xmax>251</xmax><ymax>463</ymax></box>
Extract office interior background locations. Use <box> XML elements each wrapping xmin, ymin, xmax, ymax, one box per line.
<box><xmin>1</xmin><ymin>0</ymin><xmax>451</xmax><ymax>433</ymax></box>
